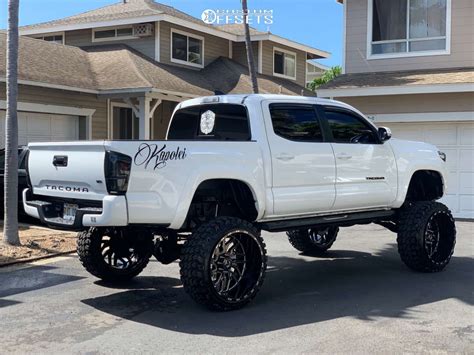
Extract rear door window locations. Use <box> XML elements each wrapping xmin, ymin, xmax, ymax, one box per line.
<box><xmin>168</xmin><ymin>104</ymin><xmax>251</xmax><ymax>141</ymax></box>
<box><xmin>269</xmin><ymin>104</ymin><xmax>323</xmax><ymax>142</ymax></box>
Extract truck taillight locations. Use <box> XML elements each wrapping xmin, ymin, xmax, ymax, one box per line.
<box><xmin>104</xmin><ymin>151</ymin><xmax>132</xmax><ymax>195</ymax></box>
<box><xmin>25</xmin><ymin>149</ymin><xmax>32</xmax><ymax>189</ymax></box>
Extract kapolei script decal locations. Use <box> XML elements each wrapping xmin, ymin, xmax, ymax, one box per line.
<box><xmin>134</xmin><ymin>143</ymin><xmax>187</xmax><ymax>170</ymax></box>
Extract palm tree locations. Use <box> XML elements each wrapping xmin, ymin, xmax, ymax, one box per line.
<box><xmin>241</xmin><ymin>0</ymin><xmax>259</xmax><ymax>93</ymax></box>
<box><xmin>3</xmin><ymin>0</ymin><xmax>20</xmax><ymax>246</ymax></box>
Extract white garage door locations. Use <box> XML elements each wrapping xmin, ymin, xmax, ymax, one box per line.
<box><xmin>0</xmin><ymin>110</ymin><xmax>79</xmax><ymax>148</ymax></box>
<box><xmin>386</xmin><ymin>121</ymin><xmax>474</xmax><ymax>219</ymax></box>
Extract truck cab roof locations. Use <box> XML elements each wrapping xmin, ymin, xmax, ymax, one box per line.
<box><xmin>175</xmin><ymin>94</ymin><xmax>373</xmax><ymax>129</ymax></box>
<box><xmin>177</xmin><ymin>94</ymin><xmax>347</xmax><ymax>110</ymax></box>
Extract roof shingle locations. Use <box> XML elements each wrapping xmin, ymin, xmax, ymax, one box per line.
<box><xmin>20</xmin><ymin>0</ymin><xmax>205</xmax><ymax>31</ymax></box>
<box><xmin>318</xmin><ymin>67</ymin><xmax>474</xmax><ymax>90</ymax></box>
<box><xmin>216</xmin><ymin>24</ymin><xmax>267</xmax><ymax>36</ymax></box>
<box><xmin>0</xmin><ymin>33</ymin><xmax>311</xmax><ymax>97</ymax></box>
<box><xmin>202</xmin><ymin>57</ymin><xmax>313</xmax><ymax>96</ymax></box>
<box><xmin>0</xmin><ymin>33</ymin><xmax>96</xmax><ymax>90</ymax></box>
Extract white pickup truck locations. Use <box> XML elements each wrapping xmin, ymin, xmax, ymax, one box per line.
<box><xmin>24</xmin><ymin>94</ymin><xmax>456</xmax><ymax>311</ymax></box>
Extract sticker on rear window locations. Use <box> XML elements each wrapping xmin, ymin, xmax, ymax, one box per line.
<box><xmin>200</xmin><ymin>110</ymin><xmax>215</xmax><ymax>135</ymax></box>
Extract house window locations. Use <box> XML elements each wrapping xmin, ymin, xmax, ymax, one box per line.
<box><xmin>370</xmin><ymin>0</ymin><xmax>449</xmax><ymax>57</ymax></box>
<box><xmin>34</xmin><ymin>33</ymin><xmax>64</xmax><ymax>44</ymax></box>
<box><xmin>171</xmin><ymin>29</ymin><xmax>204</xmax><ymax>68</ymax></box>
<box><xmin>92</xmin><ymin>26</ymin><xmax>136</xmax><ymax>42</ymax></box>
<box><xmin>273</xmin><ymin>47</ymin><xmax>296</xmax><ymax>80</ymax></box>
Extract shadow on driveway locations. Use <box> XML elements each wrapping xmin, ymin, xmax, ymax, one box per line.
<box><xmin>0</xmin><ymin>262</ymin><xmax>85</xmax><ymax>303</ymax></box>
<box><xmin>81</xmin><ymin>244</ymin><xmax>474</xmax><ymax>336</ymax></box>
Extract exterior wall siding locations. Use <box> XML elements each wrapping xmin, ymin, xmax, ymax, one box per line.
<box><xmin>337</xmin><ymin>92</ymin><xmax>474</xmax><ymax>115</ymax></box>
<box><xmin>306</xmin><ymin>63</ymin><xmax>325</xmax><ymax>85</ymax></box>
<box><xmin>261</xmin><ymin>40</ymin><xmax>307</xmax><ymax>87</ymax></box>
<box><xmin>0</xmin><ymin>83</ymin><xmax>108</xmax><ymax>139</ymax></box>
<box><xmin>160</xmin><ymin>21</ymin><xmax>229</xmax><ymax>68</ymax></box>
<box><xmin>232</xmin><ymin>41</ymin><xmax>258</xmax><ymax>69</ymax></box>
<box><xmin>65</xmin><ymin>27</ymin><xmax>156</xmax><ymax>60</ymax></box>
<box><xmin>345</xmin><ymin>0</ymin><xmax>474</xmax><ymax>73</ymax></box>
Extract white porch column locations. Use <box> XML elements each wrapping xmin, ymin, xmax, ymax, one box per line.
<box><xmin>138</xmin><ymin>96</ymin><xmax>152</xmax><ymax>140</ymax></box>
<box><xmin>86</xmin><ymin>114</ymin><xmax>93</xmax><ymax>140</ymax></box>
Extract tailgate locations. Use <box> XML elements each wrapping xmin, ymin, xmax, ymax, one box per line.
<box><xmin>27</xmin><ymin>141</ymin><xmax>108</xmax><ymax>201</ymax></box>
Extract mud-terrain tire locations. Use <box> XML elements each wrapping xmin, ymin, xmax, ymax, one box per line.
<box><xmin>287</xmin><ymin>226</ymin><xmax>339</xmax><ymax>253</ymax></box>
<box><xmin>397</xmin><ymin>201</ymin><xmax>456</xmax><ymax>272</ymax></box>
<box><xmin>180</xmin><ymin>217</ymin><xmax>267</xmax><ymax>311</ymax></box>
<box><xmin>77</xmin><ymin>227</ymin><xmax>153</xmax><ymax>282</ymax></box>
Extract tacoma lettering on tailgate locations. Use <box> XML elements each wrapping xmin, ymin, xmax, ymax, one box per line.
<box><xmin>46</xmin><ymin>185</ymin><xmax>89</xmax><ymax>192</ymax></box>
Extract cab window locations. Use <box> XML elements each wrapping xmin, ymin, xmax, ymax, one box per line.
<box><xmin>168</xmin><ymin>104</ymin><xmax>251</xmax><ymax>141</ymax></box>
<box><xmin>269</xmin><ymin>104</ymin><xmax>323</xmax><ymax>142</ymax></box>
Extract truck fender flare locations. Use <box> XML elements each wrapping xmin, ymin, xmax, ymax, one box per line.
<box><xmin>169</xmin><ymin>175</ymin><xmax>265</xmax><ymax>229</ymax></box>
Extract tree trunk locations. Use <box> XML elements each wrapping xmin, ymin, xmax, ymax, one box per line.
<box><xmin>3</xmin><ymin>0</ymin><xmax>20</xmax><ymax>246</ymax></box>
<box><xmin>241</xmin><ymin>0</ymin><xmax>259</xmax><ymax>93</ymax></box>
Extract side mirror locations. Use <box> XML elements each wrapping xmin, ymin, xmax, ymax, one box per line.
<box><xmin>378</xmin><ymin>126</ymin><xmax>392</xmax><ymax>142</ymax></box>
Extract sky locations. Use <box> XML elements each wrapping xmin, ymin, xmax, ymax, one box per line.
<box><xmin>0</xmin><ymin>0</ymin><xmax>343</xmax><ymax>67</ymax></box>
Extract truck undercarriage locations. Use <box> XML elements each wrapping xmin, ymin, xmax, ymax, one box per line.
<box><xmin>74</xmin><ymin>200</ymin><xmax>455</xmax><ymax>311</ymax></box>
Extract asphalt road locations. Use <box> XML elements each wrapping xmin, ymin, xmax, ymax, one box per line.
<box><xmin>1</xmin><ymin>223</ymin><xmax>473</xmax><ymax>354</ymax></box>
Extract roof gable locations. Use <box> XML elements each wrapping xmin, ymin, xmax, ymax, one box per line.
<box><xmin>19</xmin><ymin>0</ymin><xmax>330</xmax><ymax>59</ymax></box>
<box><xmin>20</xmin><ymin>0</ymin><xmax>210</xmax><ymax>33</ymax></box>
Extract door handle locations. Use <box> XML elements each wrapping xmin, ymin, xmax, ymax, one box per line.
<box><xmin>53</xmin><ymin>155</ymin><xmax>68</xmax><ymax>167</ymax></box>
<box><xmin>276</xmin><ymin>154</ymin><xmax>295</xmax><ymax>161</ymax></box>
<box><xmin>336</xmin><ymin>153</ymin><xmax>352</xmax><ymax>160</ymax></box>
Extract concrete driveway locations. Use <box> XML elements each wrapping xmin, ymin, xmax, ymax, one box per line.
<box><xmin>0</xmin><ymin>223</ymin><xmax>473</xmax><ymax>353</ymax></box>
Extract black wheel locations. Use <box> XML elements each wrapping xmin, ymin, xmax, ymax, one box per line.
<box><xmin>180</xmin><ymin>217</ymin><xmax>267</xmax><ymax>311</ymax></box>
<box><xmin>77</xmin><ymin>227</ymin><xmax>153</xmax><ymax>282</ymax></box>
<box><xmin>397</xmin><ymin>201</ymin><xmax>456</xmax><ymax>272</ymax></box>
<box><xmin>287</xmin><ymin>226</ymin><xmax>339</xmax><ymax>253</ymax></box>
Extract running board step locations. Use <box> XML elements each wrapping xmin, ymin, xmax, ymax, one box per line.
<box><xmin>258</xmin><ymin>210</ymin><xmax>396</xmax><ymax>232</ymax></box>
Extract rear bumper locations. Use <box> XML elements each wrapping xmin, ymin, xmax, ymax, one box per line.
<box><xmin>23</xmin><ymin>189</ymin><xmax>128</xmax><ymax>231</ymax></box>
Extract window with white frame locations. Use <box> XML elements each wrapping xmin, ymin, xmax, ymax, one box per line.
<box><xmin>370</xmin><ymin>0</ymin><xmax>449</xmax><ymax>57</ymax></box>
<box><xmin>171</xmin><ymin>29</ymin><xmax>204</xmax><ymax>67</ymax></box>
<box><xmin>92</xmin><ymin>26</ymin><xmax>136</xmax><ymax>42</ymax></box>
<box><xmin>273</xmin><ymin>48</ymin><xmax>296</xmax><ymax>80</ymax></box>
<box><xmin>34</xmin><ymin>33</ymin><xmax>64</xmax><ymax>44</ymax></box>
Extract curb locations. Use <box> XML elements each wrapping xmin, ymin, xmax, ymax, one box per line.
<box><xmin>0</xmin><ymin>250</ymin><xmax>76</xmax><ymax>268</ymax></box>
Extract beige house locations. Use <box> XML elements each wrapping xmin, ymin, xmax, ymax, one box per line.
<box><xmin>0</xmin><ymin>0</ymin><xmax>329</xmax><ymax>144</ymax></box>
<box><xmin>318</xmin><ymin>0</ymin><xmax>473</xmax><ymax>219</ymax></box>
<box><xmin>306</xmin><ymin>61</ymin><xmax>329</xmax><ymax>86</ymax></box>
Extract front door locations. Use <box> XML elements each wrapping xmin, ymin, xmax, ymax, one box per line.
<box><xmin>321</xmin><ymin>106</ymin><xmax>397</xmax><ymax>211</ymax></box>
<box><xmin>263</xmin><ymin>102</ymin><xmax>336</xmax><ymax>217</ymax></box>
<box><xmin>112</xmin><ymin>105</ymin><xmax>139</xmax><ymax>140</ymax></box>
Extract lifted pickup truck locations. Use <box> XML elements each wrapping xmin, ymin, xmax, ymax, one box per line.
<box><xmin>24</xmin><ymin>94</ymin><xmax>456</xmax><ymax>311</ymax></box>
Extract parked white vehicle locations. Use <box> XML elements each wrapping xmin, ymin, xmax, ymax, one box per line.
<box><xmin>24</xmin><ymin>94</ymin><xmax>456</xmax><ymax>310</ymax></box>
